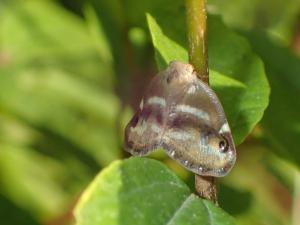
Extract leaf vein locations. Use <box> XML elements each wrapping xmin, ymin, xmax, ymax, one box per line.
<box><xmin>165</xmin><ymin>194</ymin><xmax>194</xmax><ymax>225</ymax></box>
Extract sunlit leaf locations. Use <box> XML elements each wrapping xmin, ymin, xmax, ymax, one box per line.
<box><xmin>0</xmin><ymin>0</ymin><xmax>121</xmax><ymax>221</ymax></box>
<box><xmin>75</xmin><ymin>157</ymin><xmax>235</xmax><ymax>225</ymax></box>
<box><xmin>0</xmin><ymin>144</ymin><xmax>89</xmax><ymax>219</ymax></box>
<box><xmin>0</xmin><ymin>0</ymin><xmax>120</xmax><ymax>166</ymax></box>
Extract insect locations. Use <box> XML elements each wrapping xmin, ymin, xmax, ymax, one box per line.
<box><xmin>124</xmin><ymin>61</ymin><xmax>236</xmax><ymax>177</ymax></box>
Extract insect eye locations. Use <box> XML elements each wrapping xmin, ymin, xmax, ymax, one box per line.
<box><xmin>219</xmin><ymin>140</ymin><xmax>228</xmax><ymax>153</ymax></box>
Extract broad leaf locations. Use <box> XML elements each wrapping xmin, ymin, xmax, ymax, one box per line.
<box><xmin>0</xmin><ymin>0</ymin><xmax>120</xmax><ymax>220</ymax></box>
<box><xmin>75</xmin><ymin>157</ymin><xmax>235</xmax><ymax>225</ymax></box>
<box><xmin>246</xmin><ymin>32</ymin><xmax>300</xmax><ymax>167</ymax></box>
<box><xmin>0</xmin><ymin>144</ymin><xmax>87</xmax><ymax>219</ymax></box>
<box><xmin>0</xmin><ymin>193</ymin><xmax>41</xmax><ymax>225</ymax></box>
<box><xmin>147</xmin><ymin>14</ymin><xmax>269</xmax><ymax>145</ymax></box>
<box><xmin>208</xmin><ymin>0</ymin><xmax>300</xmax><ymax>45</ymax></box>
<box><xmin>0</xmin><ymin>0</ymin><xmax>120</xmax><ymax>166</ymax></box>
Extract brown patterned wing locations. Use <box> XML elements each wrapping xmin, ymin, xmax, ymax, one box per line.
<box><xmin>124</xmin><ymin>70</ymin><xmax>169</xmax><ymax>156</ymax></box>
<box><xmin>124</xmin><ymin>61</ymin><xmax>236</xmax><ymax>177</ymax></box>
<box><xmin>160</xmin><ymin>62</ymin><xmax>236</xmax><ymax>177</ymax></box>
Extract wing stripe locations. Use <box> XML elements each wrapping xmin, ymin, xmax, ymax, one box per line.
<box><xmin>147</xmin><ymin>96</ymin><xmax>166</xmax><ymax>107</ymax></box>
<box><xmin>175</xmin><ymin>104</ymin><xmax>210</xmax><ymax>122</ymax></box>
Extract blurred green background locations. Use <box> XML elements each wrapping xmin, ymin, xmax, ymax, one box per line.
<box><xmin>0</xmin><ymin>0</ymin><xmax>300</xmax><ymax>225</ymax></box>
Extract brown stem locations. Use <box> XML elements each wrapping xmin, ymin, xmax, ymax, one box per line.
<box><xmin>185</xmin><ymin>0</ymin><xmax>217</xmax><ymax>203</ymax></box>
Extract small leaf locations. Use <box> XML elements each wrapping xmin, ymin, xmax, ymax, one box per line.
<box><xmin>75</xmin><ymin>157</ymin><xmax>235</xmax><ymax>225</ymax></box>
<box><xmin>147</xmin><ymin>13</ymin><xmax>269</xmax><ymax>145</ymax></box>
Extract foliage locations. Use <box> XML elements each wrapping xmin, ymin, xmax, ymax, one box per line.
<box><xmin>75</xmin><ymin>157</ymin><xmax>235</xmax><ymax>225</ymax></box>
<box><xmin>0</xmin><ymin>0</ymin><xmax>299</xmax><ymax>225</ymax></box>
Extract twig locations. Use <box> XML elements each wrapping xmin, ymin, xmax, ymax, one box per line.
<box><xmin>185</xmin><ymin>0</ymin><xmax>218</xmax><ymax>203</ymax></box>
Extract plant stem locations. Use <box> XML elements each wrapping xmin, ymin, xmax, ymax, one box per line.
<box><xmin>185</xmin><ymin>0</ymin><xmax>218</xmax><ymax>203</ymax></box>
<box><xmin>185</xmin><ymin>0</ymin><xmax>209</xmax><ymax>83</ymax></box>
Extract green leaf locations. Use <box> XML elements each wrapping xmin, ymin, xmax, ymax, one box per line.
<box><xmin>245</xmin><ymin>31</ymin><xmax>300</xmax><ymax>167</ymax></box>
<box><xmin>208</xmin><ymin>0</ymin><xmax>300</xmax><ymax>45</ymax></box>
<box><xmin>0</xmin><ymin>0</ymin><xmax>121</xmax><ymax>166</ymax></box>
<box><xmin>0</xmin><ymin>144</ymin><xmax>87</xmax><ymax>219</ymax></box>
<box><xmin>0</xmin><ymin>69</ymin><xmax>120</xmax><ymax>165</ymax></box>
<box><xmin>147</xmin><ymin>13</ymin><xmax>269</xmax><ymax>145</ymax></box>
<box><xmin>75</xmin><ymin>157</ymin><xmax>235</xmax><ymax>225</ymax></box>
<box><xmin>0</xmin><ymin>0</ymin><xmax>114</xmax><ymax>87</ymax></box>
<box><xmin>146</xmin><ymin>13</ymin><xmax>188</xmax><ymax>69</ymax></box>
<box><xmin>0</xmin><ymin>193</ymin><xmax>41</xmax><ymax>225</ymax></box>
<box><xmin>0</xmin><ymin>0</ymin><xmax>121</xmax><ymax>220</ymax></box>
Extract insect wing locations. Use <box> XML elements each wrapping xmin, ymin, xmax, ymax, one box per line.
<box><xmin>124</xmin><ymin>72</ymin><xmax>168</xmax><ymax>155</ymax></box>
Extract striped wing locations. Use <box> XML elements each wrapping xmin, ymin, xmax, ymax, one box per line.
<box><xmin>124</xmin><ymin>71</ymin><xmax>169</xmax><ymax>155</ymax></box>
<box><xmin>161</xmin><ymin>79</ymin><xmax>235</xmax><ymax>177</ymax></box>
<box><xmin>124</xmin><ymin>61</ymin><xmax>236</xmax><ymax>177</ymax></box>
